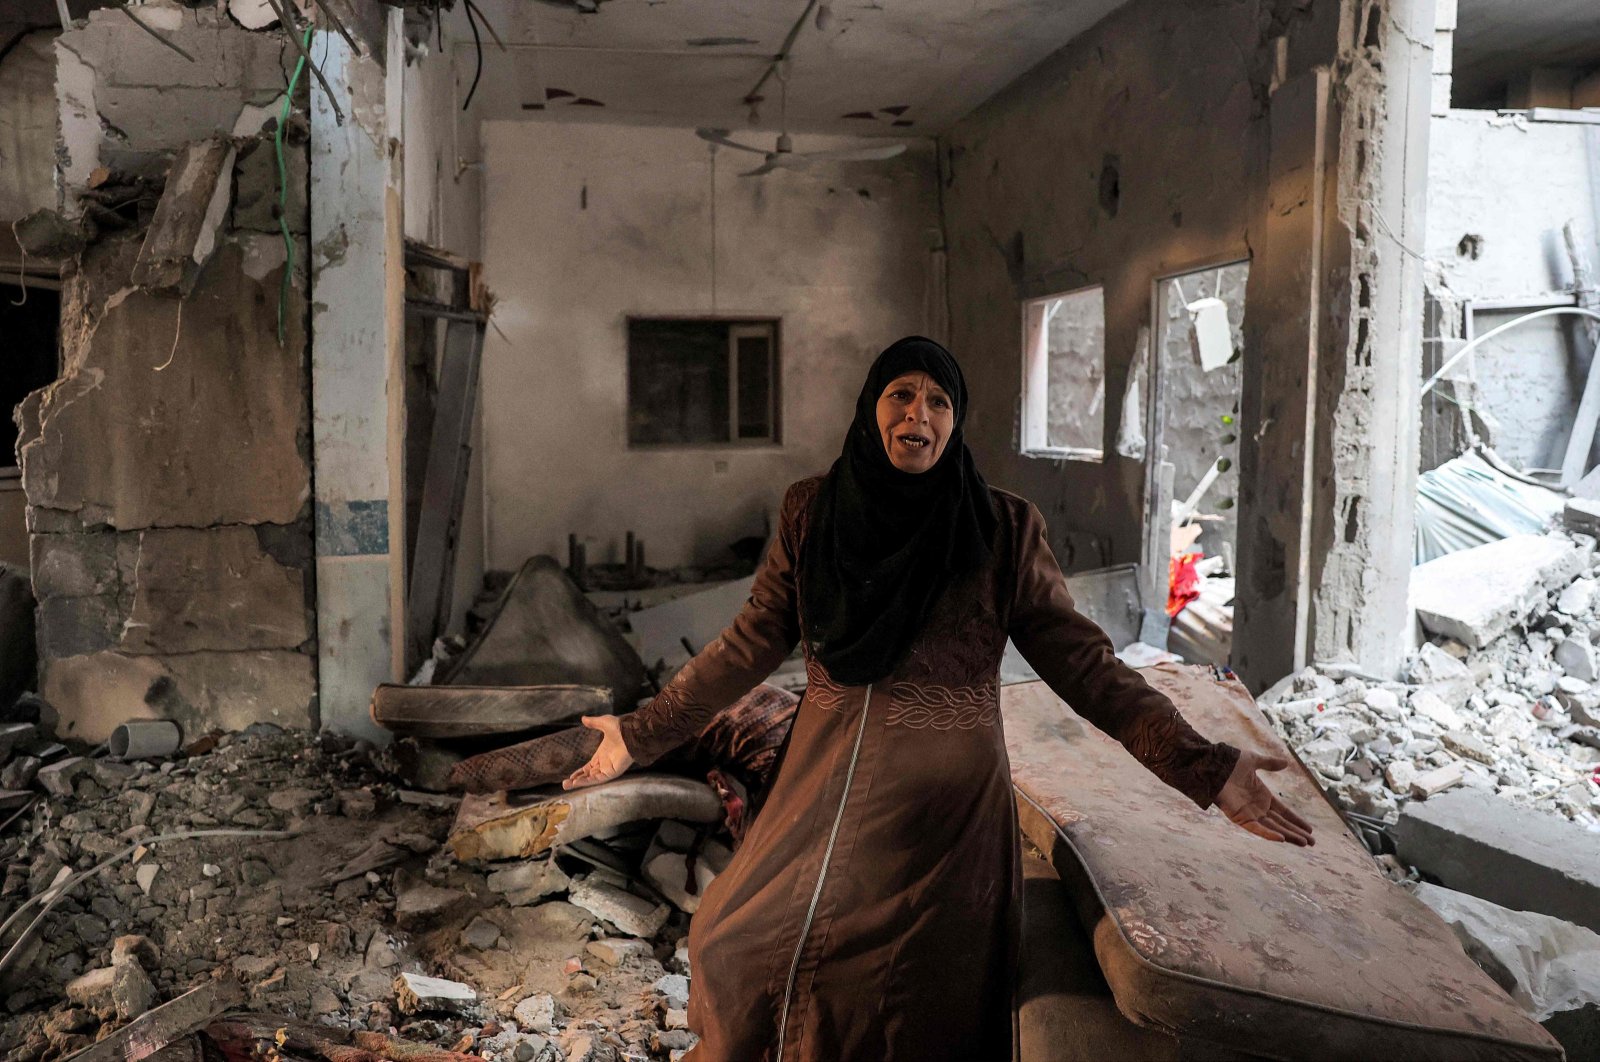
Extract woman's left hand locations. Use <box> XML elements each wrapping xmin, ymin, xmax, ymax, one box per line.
<box><xmin>1215</xmin><ymin>749</ymin><xmax>1315</xmax><ymax>846</ymax></box>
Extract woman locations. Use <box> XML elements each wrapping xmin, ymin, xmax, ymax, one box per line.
<box><xmin>564</xmin><ymin>336</ymin><xmax>1313</xmax><ymax>1061</ymax></box>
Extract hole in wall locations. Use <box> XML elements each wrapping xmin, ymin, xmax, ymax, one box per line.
<box><xmin>1456</xmin><ymin>233</ymin><xmax>1484</xmax><ymax>259</ymax></box>
<box><xmin>1098</xmin><ymin>155</ymin><xmax>1120</xmax><ymax>218</ymax></box>
<box><xmin>1344</xmin><ymin>496</ymin><xmax>1361</xmax><ymax>543</ymax></box>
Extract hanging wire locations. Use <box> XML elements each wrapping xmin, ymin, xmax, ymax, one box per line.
<box><xmin>8</xmin><ymin>219</ymin><xmax>26</xmax><ymax>306</ymax></box>
<box><xmin>461</xmin><ymin>0</ymin><xmax>484</xmax><ymax>111</ymax></box>
<box><xmin>275</xmin><ymin>24</ymin><xmax>315</xmax><ymax>345</ymax></box>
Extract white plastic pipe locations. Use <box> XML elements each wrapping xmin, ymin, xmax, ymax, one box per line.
<box><xmin>109</xmin><ymin>719</ymin><xmax>182</xmax><ymax>760</ymax></box>
<box><xmin>1420</xmin><ymin>306</ymin><xmax>1600</xmax><ymax>396</ymax></box>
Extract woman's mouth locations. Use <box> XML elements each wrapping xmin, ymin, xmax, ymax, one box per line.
<box><xmin>896</xmin><ymin>433</ymin><xmax>931</xmax><ymax>450</ymax></box>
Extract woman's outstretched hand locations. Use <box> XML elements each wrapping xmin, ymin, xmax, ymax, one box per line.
<box><xmin>562</xmin><ymin>715</ymin><xmax>636</xmax><ymax>791</ymax></box>
<box><xmin>1215</xmin><ymin>749</ymin><xmax>1315</xmax><ymax>846</ymax></box>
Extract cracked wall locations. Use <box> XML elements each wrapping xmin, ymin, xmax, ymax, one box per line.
<box><xmin>942</xmin><ymin>0</ymin><xmax>1268</xmax><ymax>573</ymax></box>
<box><xmin>21</xmin><ymin>8</ymin><xmax>316</xmax><ymax>742</ymax></box>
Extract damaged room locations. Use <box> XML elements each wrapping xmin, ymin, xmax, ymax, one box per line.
<box><xmin>0</xmin><ymin>0</ymin><xmax>1598</xmax><ymax>1059</ymax></box>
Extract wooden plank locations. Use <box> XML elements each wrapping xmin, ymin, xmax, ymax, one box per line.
<box><xmin>65</xmin><ymin>981</ymin><xmax>240</xmax><ymax>1062</ymax></box>
<box><xmin>369</xmin><ymin>682</ymin><xmax>612</xmax><ymax>738</ymax></box>
<box><xmin>405</xmin><ymin>317</ymin><xmax>484</xmax><ymax>668</ymax></box>
<box><xmin>131</xmin><ymin>138</ymin><xmax>233</xmax><ymax>293</ymax></box>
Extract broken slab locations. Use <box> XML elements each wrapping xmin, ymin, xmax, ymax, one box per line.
<box><xmin>131</xmin><ymin>137</ymin><xmax>234</xmax><ymax>293</ymax></box>
<box><xmin>1409</xmin><ymin>535</ymin><xmax>1589</xmax><ymax>648</ymax></box>
<box><xmin>1411</xmin><ymin>882</ymin><xmax>1600</xmax><ymax>1060</ymax></box>
<box><xmin>568</xmin><ymin>878</ymin><xmax>670</xmax><ymax>939</ymax></box>
<box><xmin>448</xmin><ymin>777</ymin><xmax>722</xmax><ymax>864</ymax></box>
<box><xmin>370</xmin><ymin>683</ymin><xmax>612</xmax><ymax>739</ymax></box>
<box><xmin>628</xmin><ymin>577</ymin><xmax>755</xmax><ymax>672</ymax></box>
<box><xmin>440</xmin><ymin>556</ymin><xmax>646</xmax><ymax>710</ymax></box>
<box><xmin>1409</xmin><ymin>760</ymin><xmax>1466</xmax><ymax>798</ymax></box>
<box><xmin>1394</xmin><ymin>787</ymin><xmax>1600</xmax><ymax>934</ymax></box>
<box><xmin>394</xmin><ymin>972</ymin><xmax>477</xmax><ymax>1016</ymax></box>
<box><xmin>487</xmin><ymin>858</ymin><xmax>571</xmax><ymax>906</ymax></box>
<box><xmin>1565</xmin><ymin>498</ymin><xmax>1600</xmax><ymax>537</ymax></box>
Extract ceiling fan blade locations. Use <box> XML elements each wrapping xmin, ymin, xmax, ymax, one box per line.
<box><xmin>739</xmin><ymin>159</ymin><xmax>781</xmax><ymax>177</ymax></box>
<box><xmin>800</xmin><ymin>143</ymin><xmax>909</xmax><ymax>163</ymax></box>
<box><xmin>696</xmin><ymin>128</ymin><xmax>769</xmax><ymax>155</ymax></box>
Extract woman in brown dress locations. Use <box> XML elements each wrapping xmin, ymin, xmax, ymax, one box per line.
<box><xmin>564</xmin><ymin>337</ymin><xmax>1313</xmax><ymax>1061</ymax></box>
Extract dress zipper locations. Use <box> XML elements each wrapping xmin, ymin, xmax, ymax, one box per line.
<box><xmin>774</xmin><ymin>682</ymin><xmax>873</xmax><ymax>1062</ymax></box>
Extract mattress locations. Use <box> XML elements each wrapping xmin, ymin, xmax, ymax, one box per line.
<box><xmin>1003</xmin><ymin>663</ymin><xmax>1564</xmax><ymax>1062</ymax></box>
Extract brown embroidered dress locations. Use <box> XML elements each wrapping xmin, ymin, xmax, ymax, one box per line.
<box><xmin>620</xmin><ymin>477</ymin><xmax>1241</xmax><ymax>1062</ymax></box>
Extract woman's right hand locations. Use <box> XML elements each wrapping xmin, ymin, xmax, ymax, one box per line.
<box><xmin>562</xmin><ymin>715</ymin><xmax>635</xmax><ymax>790</ymax></box>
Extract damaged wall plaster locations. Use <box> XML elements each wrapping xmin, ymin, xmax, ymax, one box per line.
<box><xmin>53</xmin><ymin>6</ymin><xmax>294</xmax><ymax>209</ymax></box>
<box><xmin>21</xmin><ymin>9</ymin><xmax>319</xmax><ymax>743</ymax></box>
<box><xmin>478</xmin><ymin>120</ymin><xmax>941</xmax><ymax>570</ymax></box>
<box><xmin>310</xmin><ymin>22</ymin><xmax>407</xmax><ymax>738</ymax></box>
<box><xmin>0</xmin><ymin>32</ymin><xmax>59</xmax><ymax>220</ymax></box>
<box><xmin>1300</xmin><ymin>0</ymin><xmax>1434</xmax><ymax>680</ymax></box>
<box><xmin>942</xmin><ymin>0</ymin><xmax>1263</xmax><ymax>572</ymax></box>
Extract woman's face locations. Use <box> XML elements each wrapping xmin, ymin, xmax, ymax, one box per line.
<box><xmin>876</xmin><ymin>370</ymin><xmax>954</xmax><ymax>473</ymax></box>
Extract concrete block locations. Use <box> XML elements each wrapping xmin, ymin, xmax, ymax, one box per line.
<box><xmin>394</xmin><ymin>972</ymin><xmax>476</xmax><ymax>1015</ymax></box>
<box><xmin>1394</xmin><ymin>788</ymin><xmax>1600</xmax><ymax>934</ymax></box>
<box><xmin>567</xmin><ymin>878</ymin><xmax>670</xmax><ymax>939</ymax></box>
<box><xmin>1410</xmin><ymin>536</ymin><xmax>1587</xmax><ymax>648</ymax></box>
<box><xmin>487</xmin><ymin>858</ymin><xmax>571</xmax><ymax>905</ymax></box>
<box><xmin>1408</xmin><ymin>760</ymin><xmax>1465</xmax><ymax>798</ymax></box>
<box><xmin>1556</xmin><ymin>636</ymin><xmax>1599</xmax><ymax>681</ymax></box>
<box><xmin>585</xmin><ymin>937</ymin><xmax>653</xmax><ymax>966</ymax></box>
<box><xmin>1566</xmin><ymin>498</ymin><xmax>1600</xmax><ymax>537</ymax></box>
<box><xmin>38</xmin><ymin>756</ymin><xmax>94</xmax><ymax>796</ymax></box>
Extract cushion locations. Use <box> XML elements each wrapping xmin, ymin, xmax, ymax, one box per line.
<box><xmin>1004</xmin><ymin>663</ymin><xmax>1564</xmax><ymax>1062</ymax></box>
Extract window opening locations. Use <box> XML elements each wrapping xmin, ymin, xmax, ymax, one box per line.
<box><xmin>1020</xmin><ymin>286</ymin><xmax>1105</xmax><ymax>461</ymax></box>
<box><xmin>628</xmin><ymin>318</ymin><xmax>779</xmax><ymax>446</ymax></box>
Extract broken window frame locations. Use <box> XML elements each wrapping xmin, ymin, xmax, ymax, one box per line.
<box><xmin>1019</xmin><ymin>284</ymin><xmax>1107</xmax><ymax>462</ymax></box>
<box><xmin>625</xmin><ymin>316</ymin><xmax>782</xmax><ymax>449</ymax></box>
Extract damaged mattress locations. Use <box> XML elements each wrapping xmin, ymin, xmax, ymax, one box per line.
<box><xmin>1003</xmin><ymin>663</ymin><xmax>1564</xmax><ymax>1062</ymax></box>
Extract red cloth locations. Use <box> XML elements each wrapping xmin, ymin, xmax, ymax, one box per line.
<box><xmin>1167</xmin><ymin>552</ymin><xmax>1201</xmax><ymax>617</ymax></box>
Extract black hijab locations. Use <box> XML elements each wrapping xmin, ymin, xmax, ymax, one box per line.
<box><xmin>800</xmin><ymin>336</ymin><xmax>998</xmax><ymax>686</ymax></box>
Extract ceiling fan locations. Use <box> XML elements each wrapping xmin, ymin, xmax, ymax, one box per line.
<box><xmin>695</xmin><ymin>128</ymin><xmax>906</xmax><ymax>177</ymax></box>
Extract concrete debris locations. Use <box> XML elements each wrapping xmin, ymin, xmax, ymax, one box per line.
<box><xmin>567</xmin><ymin>877</ymin><xmax>671</xmax><ymax>939</ymax></box>
<box><xmin>1409</xmin><ymin>534</ymin><xmax>1590</xmax><ymax>648</ymax></box>
<box><xmin>394</xmin><ymin>972</ymin><xmax>478</xmax><ymax>1015</ymax></box>
<box><xmin>487</xmin><ymin>857</ymin><xmax>572</xmax><ymax>906</ymax></box>
<box><xmin>1260</xmin><ymin>534</ymin><xmax>1600</xmax><ymax>834</ymax></box>
<box><xmin>585</xmin><ymin>937</ymin><xmax>653</xmax><ymax>966</ymax></box>
<box><xmin>1565</xmin><ymin>498</ymin><xmax>1600</xmax><ymax>538</ymax></box>
<box><xmin>513</xmin><ymin>992</ymin><xmax>558</xmax><ymax>1034</ymax></box>
<box><xmin>1393</xmin><ymin>788</ymin><xmax>1600</xmax><ymax>935</ymax></box>
<box><xmin>653</xmin><ymin>973</ymin><xmax>691</xmax><ymax>1011</ymax></box>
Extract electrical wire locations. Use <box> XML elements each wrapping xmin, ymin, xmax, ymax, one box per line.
<box><xmin>1420</xmin><ymin>307</ymin><xmax>1600</xmax><ymax>395</ymax></box>
<box><xmin>462</xmin><ymin>0</ymin><xmax>484</xmax><ymax>111</ymax></box>
<box><xmin>276</xmin><ymin>24</ymin><xmax>314</xmax><ymax>345</ymax></box>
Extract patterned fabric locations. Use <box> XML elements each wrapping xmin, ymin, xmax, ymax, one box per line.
<box><xmin>1006</xmin><ymin>669</ymin><xmax>1563</xmax><ymax>1061</ymax></box>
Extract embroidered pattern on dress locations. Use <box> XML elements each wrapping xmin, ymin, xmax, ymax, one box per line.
<box><xmin>884</xmin><ymin>682</ymin><xmax>999</xmax><ymax>730</ymax></box>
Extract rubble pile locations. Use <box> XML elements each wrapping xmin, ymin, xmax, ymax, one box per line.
<box><xmin>1260</xmin><ymin>545</ymin><xmax>1600</xmax><ymax>832</ymax></box>
<box><xmin>0</xmin><ymin>724</ymin><xmax>710</xmax><ymax>1062</ymax></box>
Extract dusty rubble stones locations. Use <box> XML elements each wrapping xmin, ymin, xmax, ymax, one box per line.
<box><xmin>0</xmin><ymin>725</ymin><xmax>706</xmax><ymax>1061</ymax></box>
<box><xmin>1258</xmin><ymin>549</ymin><xmax>1600</xmax><ymax>832</ymax></box>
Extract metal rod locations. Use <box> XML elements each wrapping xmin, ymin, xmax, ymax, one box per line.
<box><xmin>309</xmin><ymin>0</ymin><xmax>361</xmax><ymax>57</ymax></box>
<box><xmin>118</xmin><ymin>4</ymin><xmax>196</xmax><ymax>62</ymax></box>
<box><xmin>263</xmin><ymin>0</ymin><xmax>345</xmax><ymax>126</ymax></box>
<box><xmin>54</xmin><ymin>0</ymin><xmax>71</xmax><ymax>31</ymax></box>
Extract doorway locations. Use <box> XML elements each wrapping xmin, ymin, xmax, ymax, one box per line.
<box><xmin>1144</xmin><ymin>260</ymin><xmax>1249</xmax><ymax>665</ymax></box>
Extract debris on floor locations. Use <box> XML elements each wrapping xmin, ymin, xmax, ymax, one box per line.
<box><xmin>1258</xmin><ymin>534</ymin><xmax>1600</xmax><ymax>832</ymax></box>
<box><xmin>0</xmin><ymin>721</ymin><xmax>710</xmax><ymax>1061</ymax></box>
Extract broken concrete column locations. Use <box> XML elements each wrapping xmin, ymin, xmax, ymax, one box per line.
<box><xmin>1394</xmin><ymin>788</ymin><xmax>1600</xmax><ymax>935</ymax></box>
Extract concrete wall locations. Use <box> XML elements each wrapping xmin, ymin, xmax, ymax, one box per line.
<box><xmin>21</xmin><ymin>7</ymin><xmax>316</xmax><ymax>742</ymax></box>
<box><xmin>0</xmin><ymin>31</ymin><xmax>58</xmax><ymax>220</ymax></box>
<box><xmin>1423</xmin><ymin>113</ymin><xmax>1600</xmax><ymax>474</ymax></box>
<box><xmin>941</xmin><ymin>0</ymin><xmax>1263</xmax><ymax>571</ymax></box>
<box><xmin>479</xmin><ymin>121</ymin><xmax>940</xmax><ymax>570</ymax></box>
